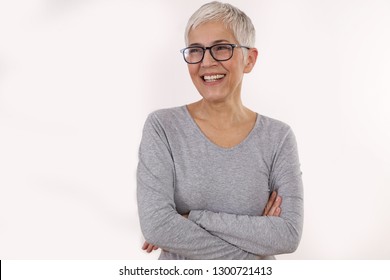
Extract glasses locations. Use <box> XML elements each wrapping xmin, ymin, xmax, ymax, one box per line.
<box><xmin>180</xmin><ymin>43</ymin><xmax>250</xmax><ymax>64</ymax></box>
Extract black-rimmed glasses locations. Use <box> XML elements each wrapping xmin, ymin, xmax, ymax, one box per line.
<box><xmin>180</xmin><ymin>43</ymin><xmax>250</xmax><ymax>64</ymax></box>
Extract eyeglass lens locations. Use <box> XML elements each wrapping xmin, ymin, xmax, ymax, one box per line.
<box><xmin>183</xmin><ymin>44</ymin><xmax>234</xmax><ymax>64</ymax></box>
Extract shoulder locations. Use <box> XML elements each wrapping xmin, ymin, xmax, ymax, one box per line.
<box><xmin>259</xmin><ymin>116</ymin><xmax>301</xmax><ymax>158</ymax></box>
<box><xmin>148</xmin><ymin>106</ymin><xmax>187</xmax><ymax>123</ymax></box>
<box><xmin>143</xmin><ymin>106</ymin><xmax>189</xmax><ymax>133</ymax></box>
<box><xmin>254</xmin><ymin>114</ymin><xmax>299</xmax><ymax>150</ymax></box>
<box><xmin>257</xmin><ymin>114</ymin><xmax>293</xmax><ymax>137</ymax></box>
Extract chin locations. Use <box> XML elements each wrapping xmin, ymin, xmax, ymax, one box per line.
<box><xmin>200</xmin><ymin>92</ymin><xmax>229</xmax><ymax>103</ymax></box>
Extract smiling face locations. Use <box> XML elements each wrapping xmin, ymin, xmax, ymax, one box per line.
<box><xmin>187</xmin><ymin>21</ymin><xmax>257</xmax><ymax>104</ymax></box>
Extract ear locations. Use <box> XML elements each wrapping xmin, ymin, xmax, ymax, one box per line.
<box><xmin>244</xmin><ymin>48</ymin><xmax>258</xmax><ymax>73</ymax></box>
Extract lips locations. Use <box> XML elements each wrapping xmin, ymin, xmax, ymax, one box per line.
<box><xmin>202</xmin><ymin>74</ymin><xmax>225</xmax><ymax>82</ymax></box>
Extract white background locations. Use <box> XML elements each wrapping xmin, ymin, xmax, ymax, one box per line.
<box><xmin>0</xmin><ymin>0</ymin><xmax>389</xmax><ymax>259</ymax></box>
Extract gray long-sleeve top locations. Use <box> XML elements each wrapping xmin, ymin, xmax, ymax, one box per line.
<box><xmin>137</xmin><ymin>106</ymin><xmax>304</xmax><ymax>259</ymax></box>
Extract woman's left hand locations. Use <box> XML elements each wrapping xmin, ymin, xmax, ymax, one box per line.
<box><xmin>141</xmin><ymin>213</ymin><xmax>189</xmax><ymax>253</ymax></box>
<box><xmin>142</xmin><ymin>241</ymin><xmax>159</xmax><ymax>253</ymax></box>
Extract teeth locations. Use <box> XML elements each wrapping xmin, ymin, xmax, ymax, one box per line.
<box><xmin>203</xmin><ymin>74</ymin><xmax>225</xmax><ymax>82</ymax></box>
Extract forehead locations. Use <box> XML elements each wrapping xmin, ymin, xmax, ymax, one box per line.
<box><xmin>188</xmin><ymin>21</ymin><xmax>237</xmax><ymax>46</ymax></box>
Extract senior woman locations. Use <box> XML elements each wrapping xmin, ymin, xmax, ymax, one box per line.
<box><xmin>137</xmin><ymin>1</ymin><xmax>303</xmax><ymax>260</ymax></box>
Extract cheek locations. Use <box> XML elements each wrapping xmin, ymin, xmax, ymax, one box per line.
<box><xmin>188</xmin><ymin>66</ymin><xmax>200</xmax><ymax>83</ymax></box>
<box><xmin>224</xmin><ymin>60</ymin><xmax>245</xmax><ymax>80</ymax></box>
<box><xmin>188</xmin><ymin>65</ymin><xmax>198</xmax><ymax>75</ymax></box>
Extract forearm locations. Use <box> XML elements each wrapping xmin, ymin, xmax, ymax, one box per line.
<box><xmin>138</xmin><ymin>182</ymin><xmax>258</xmax><ymax>259</ymax></box>
<box><xmin>188</xmin><ymin>205</ymin><xmax>302</xmax><ymax>256</ymax></box>
<box><xmin>137</xmin><ymin>157</ymin><xmax>259</xmax><ymax>259</ymax></box>
<box><xmin>188</xmin><ymin>173</ymin><xmax>303</xmax><ymax>256</ymax></box>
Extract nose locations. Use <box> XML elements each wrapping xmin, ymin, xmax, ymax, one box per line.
<box><xmin>201</xmin><ymin>49</ymin><xmax>217</xmax><ymax>67</ymax></box>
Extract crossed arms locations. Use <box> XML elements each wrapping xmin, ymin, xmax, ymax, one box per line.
<box><xmin>137</xmin><ymin>114</ymin><xmax>303</xmax><ymax>259</ymax></box>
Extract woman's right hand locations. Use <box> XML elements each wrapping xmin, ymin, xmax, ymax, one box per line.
<box><xmin>262</xmin><ymin>191</ymin><xmax>282</xmax><ymax>216</ymax></box>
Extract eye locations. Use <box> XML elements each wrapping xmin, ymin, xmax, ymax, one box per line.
<box><xmin>214</xmin><ymin>45</ymin><xmax>231</xmax><ymax>51</ymax></box>
<box><xmin>188</xmin><ymin>48</ymin><xmax>203</xmax><ymax>54</ymax></box>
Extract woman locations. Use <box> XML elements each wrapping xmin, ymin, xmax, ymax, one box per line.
<box><xmin>137</xmin><ymin>1</ymin><xmax>303</xmax><ymax>260</ymax></box>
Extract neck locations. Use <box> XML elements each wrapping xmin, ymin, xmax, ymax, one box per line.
<box><xmin>188</xmin><ymin>98</ymin><xmax>254</xmax><ymax>129</ymax></box>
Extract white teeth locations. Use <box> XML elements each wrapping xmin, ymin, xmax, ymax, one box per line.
<box><xmin>203</xmin><ymin>74</ymin><xmax>225</xmax><ymax>82</ymax></box>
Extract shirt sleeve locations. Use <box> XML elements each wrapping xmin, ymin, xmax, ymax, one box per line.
<box><xmin>187</xmin><ymin>128</ymin><xmax>304</xmax><ymax>257</ymax></box>
<box><xmin>137</xmin><ymin>113</ymin><xmax>259</xmax><ymax>259</ymax></box>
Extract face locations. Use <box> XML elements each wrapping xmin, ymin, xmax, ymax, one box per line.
<box><xmin>187</xmin><ymin>21</ymin><xmax>257</xmax><ymax>104</ymax></box>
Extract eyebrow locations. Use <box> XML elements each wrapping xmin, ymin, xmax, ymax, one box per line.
<box><xmin>188</xmin><ymin>39</ymin><xmax>230</xmax><ymax>47</ymax></box>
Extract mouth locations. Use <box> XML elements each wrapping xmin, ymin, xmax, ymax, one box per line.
<box><xmin>202</xmin><ymin>74</ymin><xmax>225</xmax><ymax>83</ymax></box>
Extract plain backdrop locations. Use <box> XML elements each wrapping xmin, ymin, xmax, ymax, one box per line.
<box><xmin>0</xmin><ymin>0</ymin><xmax>389</xmax><ymax>259</ymax></box>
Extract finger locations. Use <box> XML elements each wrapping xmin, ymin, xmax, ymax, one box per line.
<box><xmin>146</xmin><ymin>244</ymin><xmax>155</xmax><ymax>253</ymax></box>
<box><xmin>269</xmin><ymin>196</ymin><xmax>282</xmax><ymax>216</ymax></box>
<box><xmin>268</xmin><ymin>195</ymin><xmax>282</xmax><ymax>216</ymax></box>
<box><xmin>142</xmin><ymin>241</ymin><xmax>158</xmax><ymax>253</ymax></box>
<box><xmin>264</xmin><ymin>191</ymin><xmax>277</xmax><ymax>215</ymax></box>
<box><xmin>263</xmin><ymin>191</ymin><xmax>277</xmax><ymax>215</ymax></box>
<box><xmin>142</xmin><ymin>241</ymin><xmax>149</xmax><ymax>250</ymax></box>
<box><xmin>275</xmin><ymin>207</ymin><xmax>281</xmax><ymax>216</ymax></box>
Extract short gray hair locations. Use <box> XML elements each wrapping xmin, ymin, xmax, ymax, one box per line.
<box><xmin>184</xmin><ymin>1</ymin><xmax>256</xmax><ymax>47</ymax></box>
